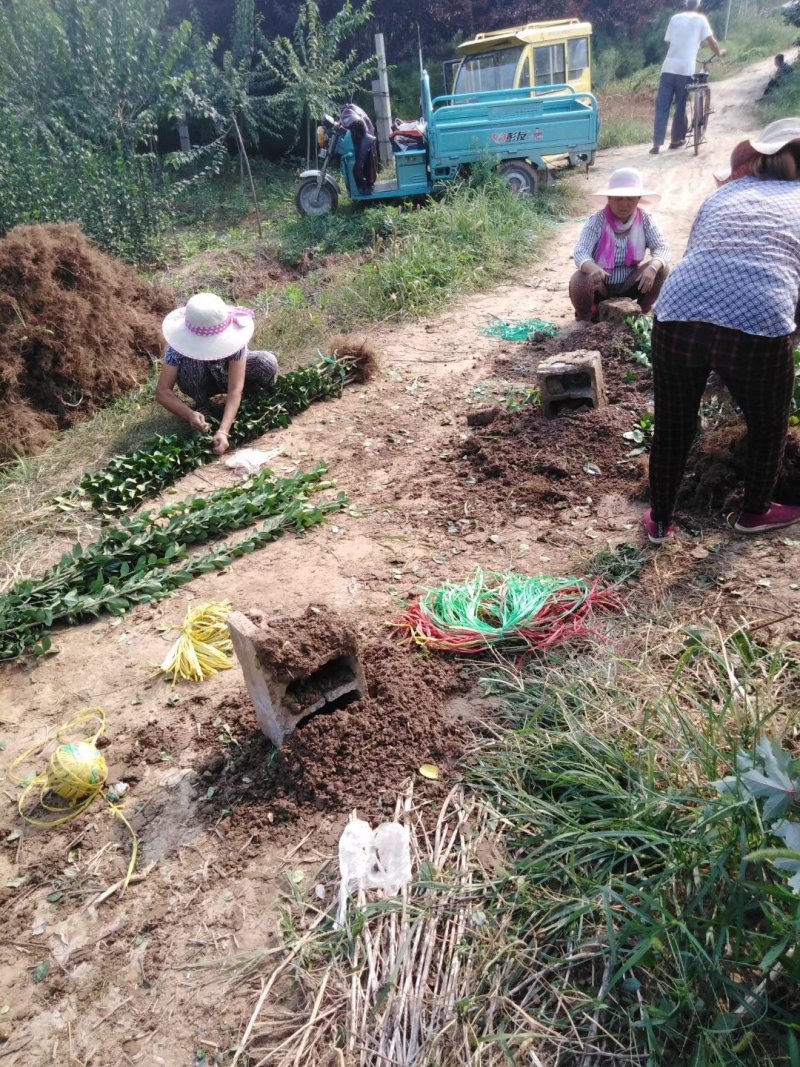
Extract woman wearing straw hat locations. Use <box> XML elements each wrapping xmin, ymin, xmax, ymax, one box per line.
<box><xmin>644</xmin><ymin>118</ymin><xmax>800</xmax><ymax>544</ymax></box>
<box><xmin>569</xmin><ymin>167</ymin><xmax>671</xmax><ymax>322</ymax></box>
<box><xmin>156</xmin><ymin>292</ymin><xmax>278</xmax><ymax>456</ymax></box>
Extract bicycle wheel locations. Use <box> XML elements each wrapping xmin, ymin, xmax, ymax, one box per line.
<box><xmin>693</xmin><ymin>90</ymin><xmax>704</xmax><ymax>156</ymax></box>
<box><xmin>684</xmin><ymin>88</ymin><xmax>696</xmax><ymax>150</ymax></box>
<box><xmin>700</xmin><ymin>87</ymin><xmax>711</xmax><ymax>137</ymax></box>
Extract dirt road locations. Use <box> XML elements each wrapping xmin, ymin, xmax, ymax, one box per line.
<box><xmin>1</xmin><ymin>57</ymin><xmax>798</xmax><ymax>1065</ymax></box>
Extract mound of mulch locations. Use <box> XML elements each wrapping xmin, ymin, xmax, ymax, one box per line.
<box><xmin>200</xmin><ymin>638</ymin><xmax>470</xmax><ymax>830</ymax></box>
<box><xmin>0</xmin><ymin>223</ymin><xmax>173</xmax><ymax>457</ymax></box>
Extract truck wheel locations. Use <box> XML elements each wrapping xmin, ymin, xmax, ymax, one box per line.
<box><xmin>499</xmin><ymin>160</ymin><xmax>540</xmax><ymax>196</ymax></box>
<box><xmin>294</xmin><ymin>178</ymin><xmax>338</xmax><ymax>217</ymax></box>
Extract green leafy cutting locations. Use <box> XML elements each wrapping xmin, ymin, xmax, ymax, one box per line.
<box><xmin>63</xmin><ymin>349</ymin><xmax>370</xmax><ymax>515</ymax></box>
<box><xmin>716</xmin><ymin>737</ymin><xmax>800</xmax><ymax>892</ymax></box>
<box><xmin>625</xmin><ymin>313</ymin><xmax>653</xmax><ymax>369</ymax></box>
<box><xmin>0</xmin><ymin>464</ymin><xmax>345</xmax><ymax>662</ymax></box>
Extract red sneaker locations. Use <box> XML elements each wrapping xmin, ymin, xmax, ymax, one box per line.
<box><xmin>642</xmin><ymin>508</ymin><xmax>676</xmax><ymax>545</ymax></box>
<box><xmin>734</xmin><ymin>503</ymin><xmax>800</xmax><ymax>534</ymax></box>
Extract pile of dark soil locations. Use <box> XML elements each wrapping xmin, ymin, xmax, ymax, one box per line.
<box><xmin>200</xmin><ymin>639</ymin><xmax>470</xmax><ymax>829</ymax></box>
<box><xmin>0</xmin><ymin>223</ymin><xmax>173</xmax><ymax>457</ymax></box>
<box><xmin>679</xmin><ymin>422</ymin><xmax>800</xmax><ymax>513</ymax></box>
<box><xmin>451</xmin><ymin>403</ymin><xmax>647</xmax><ymax>508</ymax></box>
<box><xmin>444</xmin><ymin>324</ymin><xmax>651</xmax><ymax>509</ymax></box>
<box><xmin>457</xmin><ymin>321</ymin><xmax>800</xmax><ymax>521</ymax></box>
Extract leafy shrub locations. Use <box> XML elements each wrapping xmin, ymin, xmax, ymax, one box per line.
<box><xmin>0</xmin><ymin>116</ymin><xmax>170</xmax><ymax>262</ymax></box>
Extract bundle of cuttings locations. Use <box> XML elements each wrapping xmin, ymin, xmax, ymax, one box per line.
<box><xmin>160</xmin><ymin>600</ymin><xmax>233</xmax><ymax>684</ymax></box>
<box><xmin>483</xmin><ymin>317</ymin><xmax>558</xmax><ymax>343</ymax></box>
<box><xmin>394</xmin><ymin>569</ymin><xmax>620</xmax><ymax>656</ymax></box>
<box><xmin>10</xmin><ymin>708</ymin><xmax>138</xmax><ymax>889</ymax></box>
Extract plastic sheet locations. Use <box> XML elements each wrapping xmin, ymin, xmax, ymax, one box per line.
<box><xmin>335</xmin><ymin>816</ymin><xmax>412</xmax><ymax>928</ymax></box>
<box><xmin>224</xmin><ymin>447</ymin><xmax>283</xmax><ymax>476</ymax></box>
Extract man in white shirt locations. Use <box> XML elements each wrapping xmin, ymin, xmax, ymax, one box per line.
<box><xmin>650</xmin><ymin>0</ymin><xmax>725</xmax><ymax>154</ymax></box>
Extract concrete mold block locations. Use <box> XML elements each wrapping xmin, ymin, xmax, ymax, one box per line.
<box><xmin>228</xmin><ymin>605</ymin><xmax>367</xmax><ymax>747</ymax></box>
<box><xmin>535</xmin><ymin>349</ymin><xmax>607</xmax><ymax>418</ymax></box>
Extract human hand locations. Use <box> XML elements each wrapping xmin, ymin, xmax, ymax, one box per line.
<box><xmin>212</xmin><ymin>430</ymin><xmax>230</xmax><ymax>455</ymax></box>
<box><xmin>582</xmin><ymin>260</ymin><xmax>606</xmax><ymax>287</ymax></box>
<box><xmin>189</xmin><ymin>410</ymin><xmax>209</xmax><ymax>433</ymax></box>
<box><xmin>637</xmin><ymin>262</ymin><xmax>659</xmax><ymax>294</ymax></box>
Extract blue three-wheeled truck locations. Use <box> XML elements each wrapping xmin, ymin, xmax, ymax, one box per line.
<box><xmin>294</xmin><ymin>68</ymin><xmax>600</xmax><ymax>216</ymax></box>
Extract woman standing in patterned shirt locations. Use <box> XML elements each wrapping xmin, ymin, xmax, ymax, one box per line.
<box><xmin>570</xmin><ymin>168</ymin><xmax>671</xmax><ymax>322</ymax></box>
<box><xmin>156</xmin><ymin>292</ymin><xmax>278</xmax><ymax>456</ymax></box>
<box><xmin>644</xmin><ymin>118</ymin><xmax>800</xmax><ymax>544</ymax></box>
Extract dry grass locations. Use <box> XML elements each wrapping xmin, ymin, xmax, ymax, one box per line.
<box><xmin>0</xmin><ymin>377</ymin><xmax>176</xmax><ymax>589</ymax></box>
<box><xmin>229</xmin><ymin>785</ymin><xmax>558</xmax><ymax>1067</ymax></box>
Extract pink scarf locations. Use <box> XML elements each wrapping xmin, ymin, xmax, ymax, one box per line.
<box><xmin>594</xmin><ymin>205</ymin><xmax>646</xmax><ymax>272</ymax></box>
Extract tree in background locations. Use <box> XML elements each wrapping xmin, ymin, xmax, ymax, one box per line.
<box><xmin>261</xmin><ymin>0</ymin><xmax>376</xmax><ymax>163</ymax></box>
<box><xmin>0</xmin><ymin>0</ymin><xmax>224</xmax><ymax>260</ymax></box>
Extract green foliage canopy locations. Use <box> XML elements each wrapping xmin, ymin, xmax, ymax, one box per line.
<box><xmin>0</xmin><ymin>0</ymin><xmax>224</xmax><ymax>261</ymax></box>
<box><xmin>260</xmin><ymin>0</ymin><xmax>376</xmax><ymax>159</ymax></box>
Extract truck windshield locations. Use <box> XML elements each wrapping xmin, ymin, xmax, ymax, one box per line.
<box><xmin>454</xmin><ymin>46</ymin><xmax>523</xmax><ymax>94</ymax></box>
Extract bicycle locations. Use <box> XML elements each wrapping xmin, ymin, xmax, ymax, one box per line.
<box><xmin>685</xmin><ymin>56</ymin><xmax>715</xmax><ymax>156</ymax></box>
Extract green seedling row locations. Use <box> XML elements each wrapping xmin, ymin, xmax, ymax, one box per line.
<box><xmin>69</xmin><ymin>353</ymin><xmax>361</xmax><ymax>515</ymax></box>
<box><xmin>1</xmin><ymin>464</ymin><xmax>345</xmax><ymax>661</ymax></box>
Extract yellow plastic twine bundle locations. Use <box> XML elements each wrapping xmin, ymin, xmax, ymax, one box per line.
<box><xmin>10</xmin><ymin>708</ymin><xmax>138</xmax><ymax>890</ymax></box>
<box><xmin>160</xmin><ymin>600</ymin><xmax>234</xmax><ymax>684</ymax></box>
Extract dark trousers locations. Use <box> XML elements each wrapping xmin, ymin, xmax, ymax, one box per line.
<box><xmin>649</xmin><ymin>319</ymin><xmax>795</xmax><ymax>522</ymax></box>
<box><xmin>568</xmin><ymin>263</ymin><xmax>669</xmax><ymax>321</ymax></box>
<box><xmin>653</xmin><ymin>72</ymin><xmax>692</xmax><ymax>147</ymax></box>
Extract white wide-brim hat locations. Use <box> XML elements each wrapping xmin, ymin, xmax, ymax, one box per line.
<box><xmin>162</xmin><ymin>292</ymin><xmax>255</xmax><ymax>361</ymax></box>
<box><xmin>591</xmin><ymin>167</ymin><xmax>660</xmax><ymax>203</ymax></box>
<box><xmin>749</xmin><ymin>117</ymin><xmax>800</xmax><ymax>155</ymax></box>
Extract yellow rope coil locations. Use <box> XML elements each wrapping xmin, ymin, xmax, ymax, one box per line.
<box><xmin>160</xmin><ymin>600</ymin><xmax>234</xmax><ymax>684</ymax></box>
<box><xmin>10</xmin><ymin>708</ymin><xmax>138</xmax><ymax>890</ymax></box>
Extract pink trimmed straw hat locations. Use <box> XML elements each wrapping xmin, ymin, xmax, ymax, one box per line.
<box><xmin>162</xmin><ymin>292</ymin><xmax>255</xmax><ymax>361</ymax></box>
<box><xmin>590</xmin><ymin>167</ymin><xmax>660</xmax><ymax>204</ymax></box>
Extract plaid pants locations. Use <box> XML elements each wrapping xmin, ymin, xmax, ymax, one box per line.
<box><xmin>569</xmin><ymin>263</ymin><xmax>668</xmax><ymax>321</ymax></box>
<box><xmin>649</xmin><ymin>318</ymin><xmax>795</xmax><ymax>521</ymax></box>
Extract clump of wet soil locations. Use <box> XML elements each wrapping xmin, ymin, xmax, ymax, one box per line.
<box><xmin>0</xmin><ymin>223</ymin><xmax>173</xmax><ymax>456</ymax></box>
<box><xmin>201</xmin><ymin>640</ymin><xmax>470</xmax><ymax>829</ymax></box>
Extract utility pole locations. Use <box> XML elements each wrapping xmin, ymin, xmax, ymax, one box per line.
<box><xmin>723</xmin><ymin>0</ymin><xmax>734</xmax><ymax>40</ymax></box>
<box><xmin>372</xmin><ymin>33</ymin><xmax>393</xmax><ymax>167</ymax></box>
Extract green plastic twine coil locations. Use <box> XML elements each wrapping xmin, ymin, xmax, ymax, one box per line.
<box><xmin>483</xmin><ymin>318</ymin><xmax>558</xmax><ymax>343</ymax></box>
<box><xmin>395</xmin><ymin>569</ymin><xmax>620</xmax><ymax>656</ymax></box>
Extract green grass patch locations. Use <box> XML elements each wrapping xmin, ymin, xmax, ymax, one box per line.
<box><xmin>599</xmin><ymin>113</ymin><xmax>653</xmax><ymax>149</ymax></box>
<box><xmin>324</xmin><ymin>170</ymin><xmax>570</xmax><ymax>326</ymax></box>
<box><xmin>466</xmin><ymin>628</ymin><xmax>800</xmax><ymax>1065</ymax></box>
<box><xmin>759</xmin><ymin>71</ymin><xmax>800</xmax><ymax>122</ymax></box>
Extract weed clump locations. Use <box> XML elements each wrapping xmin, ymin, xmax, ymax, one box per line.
<box><xmin>0</xmin><ymin>223</ymin><xmax>173</xmax><ymax>457</ymax></box>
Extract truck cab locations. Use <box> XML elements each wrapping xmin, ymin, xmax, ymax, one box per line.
<box><xmin>450</xmin><ymin>19</ymin><xmax>592</xmax><ymax>97</ymax></box>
